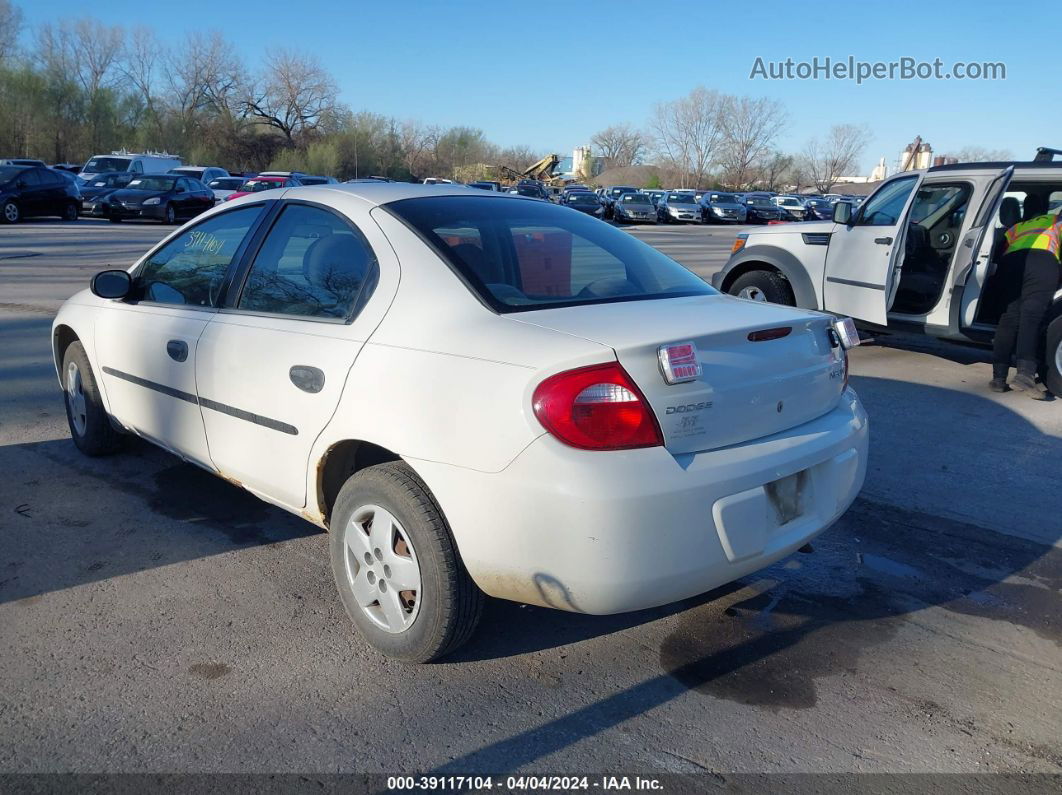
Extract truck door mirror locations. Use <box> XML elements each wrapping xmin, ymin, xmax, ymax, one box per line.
<box><xmin>833</xmin><ymin>201</ymin><xmax>853</xmax><ymax>225</ymax></box>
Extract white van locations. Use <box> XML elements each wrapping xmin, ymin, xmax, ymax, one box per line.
<box><xmin>78</xmin><ymin>151</ymin><xmax>182</xmax><ymax>181</ymax></box>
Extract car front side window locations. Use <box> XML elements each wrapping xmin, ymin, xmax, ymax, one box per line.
<box><xmin>135</xmin><ymin>205</ymin><xmax>264</xmax><ymax>307</ymax></box>
<box><xmin>237</xmin><ymin>203</ymin><xmax>377</xmax><ymax>320</ymax></box>
<box><xmin>857</xmin><ymin>177</ymin><xmax>918</xmax><ymax>227</ymax></box>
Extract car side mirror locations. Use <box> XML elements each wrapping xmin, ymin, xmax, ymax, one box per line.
<box><xmin>833</xmin><ymin>201</ymin><xmax>853</xmax><ymax>225</ymax></box>
<box><xmin>91</xmin><ymin>269</ymin><xmax>132</xmax><ymax>300</ymax></box>
<box><xmin>176</xmin><ymin>186</ymin><xmax>186</xmax><ymax>193</ymax></box>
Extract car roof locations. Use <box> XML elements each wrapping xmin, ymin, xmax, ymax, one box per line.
<box><xmin>238</xmin><ymin>182</ymin><xmax>537</xmax><ymax>207</ymax></box>
<box><xmin>927</xmin><ymin>160</ymin><xmax>1062</xmax><ymax>173</ymax></box>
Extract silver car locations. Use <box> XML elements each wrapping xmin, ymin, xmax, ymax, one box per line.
<box><xmin>611</xmin><ymin>192</ymin><xmax>658</xmax><ymax>224</ymax></box>
<box><xmin>657</xmin><ymin>191</ymin><xmax>702</xmax><ymax>223</ymax></box>
<box><xmin>700</xmin><ymin>192</ymin><xmax>748</xmax><ymax>224</ymax></box>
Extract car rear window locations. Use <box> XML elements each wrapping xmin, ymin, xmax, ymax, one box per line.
<box><xmin>386</xmin><ymin>195</ymin><xmax>715</xmax><ymax>312</ymax></box>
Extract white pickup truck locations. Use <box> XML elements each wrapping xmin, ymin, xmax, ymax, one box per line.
<box><xmin>712</xmin><ymin>160</ymin><xmax>1062</xmax><ymax>395</ymax></box>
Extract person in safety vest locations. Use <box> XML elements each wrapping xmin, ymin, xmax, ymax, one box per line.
<box><xmin>990</xmin><ymin>193</ymin><xmax>1062</xmax><ymax>397</ymax></box>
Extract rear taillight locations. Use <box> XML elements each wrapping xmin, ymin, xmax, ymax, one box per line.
<box><xmin>533</xmin><ymin>362</ymin><xmax>663</xmax><ymax>451</ymax></box>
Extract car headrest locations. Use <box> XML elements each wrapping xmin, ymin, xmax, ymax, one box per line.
<box><xmin>1022</xmin><ymin>193</ymin><xmax>1047</xmax><ymax>220</ymax></box>
<box><xmin>450</xmin><ymin>243</ymin><xmax>502</xmax><ymax>284</ymax></box>
<box><xmin>302</xmin><ymin>235</ymin><xmax>367</xmax><ymax>291</ymax></box>
<box><xmin>999</xmin><ymin>197</ymin><xmax>1021</xmax><ymax>228</ymax></box>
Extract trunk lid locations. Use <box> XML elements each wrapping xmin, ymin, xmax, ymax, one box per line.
<box><xmin>515</xmin><ymin>294</ymin><xmax>846</xmax><ymax>454</ymax></box>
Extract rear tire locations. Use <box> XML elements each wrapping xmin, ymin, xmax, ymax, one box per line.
<box><xmin>728</xmin><ymin>270</ymin><xmax>795</xmax><ymax>305</ymax></box>
<box><xmin>329</xmin><ymin>462</ymin><xmax>483</xmax><ymax>663</ymax></box>
<box><xmin>61</xmin><ymin>341</ymin><xmax>124</xmax><ymax>456</ymax></box>
<box><xmin>2</xmin><ymin>200</ymin><xmax>19</xmax><ymax>224</ymax></box>
<box><xmin>1044</xmin><ymin>316</ymin><xmax>1062</xmax><ymax>397</ymax></box>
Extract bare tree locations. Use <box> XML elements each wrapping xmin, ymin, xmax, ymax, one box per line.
<box><xmin>649</xmin><ymin>86</ymin><xmax>725</xmax><ymax>188</ymax></box>
<box><xmin>591</xmin><ymin>123</ymin><xmax>649</xmax><ymax>168</ymax></box>
<box><xmin>34</xmin><ymin>22</ymin><xmax>82</xmax><ymax>161</ymax></box>
<box><xmin>245</xmin><ymin>50</ymin><xmax>339</xmax><ymax>145</ymax></box>
<box><xmin>950</xmin><ymin>146</ymin><xmax>1014</xmax><ymax>163</ymax></box>
<box><xmin>717</xmin><ymin>95</ymin><xmax>787</xmax><ymax>189</ymax></box>
<box><xmin>757</xmin><ymin>151</ymin><xmax>795</xmax><ymax>192</ymax></box>
<box><xmin>495</xmin><ymin>144</ymin><xmax>538</xmax><ymax>173</ymax></box>
<box><xmin>802</xmin><ymin>123</ymin><xmax>870</xmax><ymax>193</ymax></box>
<box><xmin>399</xmin><ymin>120</ymin><xmax>437</xmax><ymax>179</ymax></box>
<box><xmin>0</xmin><ymin>0</ymin><xmax>22</xmax><ymax>63</ymax></box>
<box><xmin>72</xmin><ymin>19</ymin><xmax>123</xmax><ymax>96</ymax></box>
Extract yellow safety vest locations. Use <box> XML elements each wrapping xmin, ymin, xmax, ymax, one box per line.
<box><xmin>1004</xmin><ymin>213</ymin><xmax>1062</xmax><ymax>260</ymax></box>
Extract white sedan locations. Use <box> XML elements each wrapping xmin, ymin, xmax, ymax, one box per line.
<box><xmin>52</xmin><ymin>183</ymin><xmax>868</xmax><ymax>662</ymax></box>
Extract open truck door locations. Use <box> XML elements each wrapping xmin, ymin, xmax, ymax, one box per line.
<box><xmin>955</xmin><ymin>166</ymin><xmax>1015</xmax><ymax>330</ymax></box>
<box><xmin>822</xmin><ymin>174</ymin><xmax>922</xmax><ymax>324</ymax></box>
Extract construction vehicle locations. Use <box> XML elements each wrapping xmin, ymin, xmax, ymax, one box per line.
<box><xmin>493</xmin><ymin>153</ymin><xmax>562</xmax><ymax>188</ymax></box>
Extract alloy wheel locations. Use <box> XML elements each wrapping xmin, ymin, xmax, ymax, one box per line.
<box><xmin>343</xmin><ymin>504</ymin><xmax>422</xmax><ymax>633</ymax></box>
<box><xmin>65</xmin><ymin>361</ymin><xmax>88</xmax><ymax>437</ymax></box>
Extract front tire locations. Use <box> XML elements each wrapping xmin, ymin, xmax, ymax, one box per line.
<box><xmin>163</xmin><ymin>204</ymin><xmax>176</xmax><ymax>225</ymax></box>
<box><xmin>62</xmin><ymin>201</ymin><xmax>79</xmax><ymax>221</ymax></box>
<box><xmin>62</xmin><ymin>341</ymin><xmax>124</xmax><ymax>456</ymax></box>
<box><xmin>728</xmin><ymin>270</ymin><xmax>795</xmax><ymax>305</ymax></box>
<box><xmin>2</xmin><ymin>200</ymin><xmax>19</xmax><ymax>224</ymax></box>
<box><xmin>1044</xmin><ymin>316</ymin><xmax>1062</xmax><ymax>397</ymax></box>
<box><xmin>329</xmin><ymin>462</ymin><xmax>483</xmax><ymax>663</ymax></box>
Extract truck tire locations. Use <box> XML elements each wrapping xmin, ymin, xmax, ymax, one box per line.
<box><xmin>728</xmin><ymin>270</ymin><xmax>795</xmax><ymax>306</ymax></box>
<box><xmin>62</xmin><ymin>341</ymin><xmax>124</xmax><ymax>456</ymax></box>
<box><xmin>1044</xmin><ymin>316</ymin><xmax>1062</xmax><ymax>397</ymax></box>
<box><xmin>329</xmin><ymin>461</ymin><xmax>483</xmax><ymax>663</ymax></box>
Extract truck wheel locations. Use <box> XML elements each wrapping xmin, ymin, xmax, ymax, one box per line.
<box><xmin>728</xmin><ymin>270</ymin><xmax>795</xmax><ymax>305</ymax></box>
<box><xmin>329</xmin><ymin>462</ymin><xmax>483</xmax><ymax>663</ymax></box>
<box><xmin>1044</xmin><ymin>316</ymin><xmax>1062</xmax><ymax>397</ymax></box>
<box><xmin>62</xmin><ymin>341</ymin><xmax>124</xmax><ymax>456</ymax></box>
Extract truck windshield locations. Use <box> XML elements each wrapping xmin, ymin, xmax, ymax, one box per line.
<box><xmin>85</xmin><ymin>157</ymin><xmax>131</xmax><ymax>172</ymax></box>
<box><xmin>387</xmin><ymin>195</ymin><xmax>715</xmax><ymax>312</ymax></box>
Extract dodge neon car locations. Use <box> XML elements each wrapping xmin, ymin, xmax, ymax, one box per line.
<box><xmin>53</xmin><ymin>183</ymin><xmax>868</xmax><ymax>662</ymax></box>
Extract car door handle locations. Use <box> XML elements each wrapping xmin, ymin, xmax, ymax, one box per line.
<box><xmin>166</xmin><ymin>339</ymin><xmax>188</xmax><ymax>362</ymax></box>
<box><xmin>874</xmin><ymin>236</ymin><xmax>893</xmax><ymax>245</ymax></box>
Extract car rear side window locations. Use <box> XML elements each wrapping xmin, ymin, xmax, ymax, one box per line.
<box><xmin>237</xmin><ymin>204</ymin><xmax>376</xmax><ymax>320</ymax></box>
<box><xmin>387</xmin><ymin>195</ymin><xmax>715</xmax><ymax>312</ymax></box>
<box><xmin>136</xmin><ymin>206</ymin><xmax>264</xmax><ymax>307</ymax></box>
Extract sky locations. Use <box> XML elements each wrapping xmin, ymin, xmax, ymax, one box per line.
<box><xmin>18</xmin><ymin>0</ymin><xmax>1058</xmax><ymax>175</ymax></box>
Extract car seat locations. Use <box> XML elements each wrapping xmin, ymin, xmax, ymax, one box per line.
<box><xmin>450</xmin><ymin>243</ymin><xmax>504</xmax><ymax>285</ymax></box>
<box><xmin>975</xmin><ymin>197</ymin><xmax>1024</xmax><ymax>324</ymax></box>
<box><xmin>302</xmin><ymin>234</ymin><xmax>369</xmax><ymax>316</ymax></box>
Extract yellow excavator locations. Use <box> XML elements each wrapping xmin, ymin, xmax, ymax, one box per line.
<box><xmin>495</xmin><ymin>153</ymin><xmax>561</xmax><ymax>186</ymax></box>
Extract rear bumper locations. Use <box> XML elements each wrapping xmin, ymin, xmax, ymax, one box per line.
<box><xmin>412</xmin><ymin>389</ymin><xmax>868</xmax><ymax>614</ymax></box>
